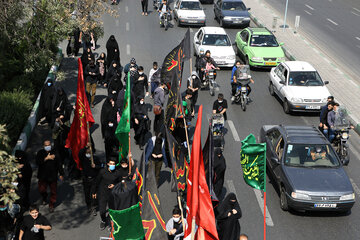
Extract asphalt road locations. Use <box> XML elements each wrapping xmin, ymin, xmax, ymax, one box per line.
<box><xmin>260</xmin><ymin>0</ymin><xmax>360</xmax><ymax>82</ymax></box>
<box><xmin>38</xmin><ymin>0</ymin><xmax>360</xmax><ymax>239</ymax></box>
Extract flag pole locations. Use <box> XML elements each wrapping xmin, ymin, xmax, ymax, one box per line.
<box><xmin>86</xmin><ymin>121</ymin><xmax>94</xmax><ymax>166</ymax></box>
<box><xmin>177</xmin><ymin>196</ymin><xmax>186</xmax><ymax>234</ymax></box>
<box><xmin>128</xmin><ymin>132</ymin><xmax>132</xmax><ymax>175</ymax></box>
<box><xmin>191</xmin><ymin>217</ymin><xmax>196</xmax><ymax>240</ymax></box>
<box><xmin>264</xmin><ymin>191</ymin><xmax>266</xmax><ymax>240</ymax></box>
<box><xmin>183</xmin><ymin>118</ymin><xmax>191</xmax><ymax>158</ymax></box>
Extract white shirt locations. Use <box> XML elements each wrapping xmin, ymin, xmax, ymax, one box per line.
<box><xmin>149</xmin><ymin>68</ymin><xmax>157</xmax><ymax>83</ymax></box>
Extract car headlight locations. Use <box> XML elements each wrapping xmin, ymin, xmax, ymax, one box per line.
<box><xmin>290</xmin><ymin>97</ymin><xmax>303</xmax><ymax>103</ymax></box>
<box><xmin>243</xmin><ymin>17</ymin><xmax>250</xmax><ymax>21</ymax></box>
<box><xmin>223</xmin><ymin>17</ymin><xmax>232</xmax><ymax>21</ymax></box>
<box><xmin>341</xmin><ymin>132</ymin><xmax>349</xmax><ymax>139</ymax></box>
<box><xmin>340</xmin><ymin>193</ymin><xmax>355</xmax><ymax>201</ymax></box>
<box><xmin>278</xmin><ymin>57</ymin><xmax>285</xmax><ymax>62</ymax></box>
<box><xmin>291</xmin><ymin>192</ymin><xmax>311</xmax><ymax>200</ymax></box>
<box><xmin>251</xmin><ymin>56</ymin><xmax>263</xmax><ymax>62</ymax></box>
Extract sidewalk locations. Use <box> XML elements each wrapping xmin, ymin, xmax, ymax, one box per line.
<box><xmin>244</xmin><ymin>0</ymin><xmax>360</xmax><ymax>134</ymax></box>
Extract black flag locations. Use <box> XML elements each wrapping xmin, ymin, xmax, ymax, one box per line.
<box><xmin>203</xmin><ymin>126</ymin><xmax>218</xmax><ymax>202</ymax></box>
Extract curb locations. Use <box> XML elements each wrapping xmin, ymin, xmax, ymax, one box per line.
<box><xmin>248</xmin><ymin>12</ymin><xmax>360</xmax><ymax>135</ymax></box>
<box><xmin>12</xmin><ymin>47</ymin><xmax>63</xmax><ymax>154</ymax></box>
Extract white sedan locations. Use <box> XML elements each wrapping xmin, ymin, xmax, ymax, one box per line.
<box><xmin>193</xmin><ymin>27</ymin><xmax>236</xmax><ymax>67</ymax></box>
<box><xmin>269</xmin><ymin>61</ymin><xmax>331</xmax><ymax>113</ymax></box>
<box><xmin>173</xmin><ymin>0</ymin><xmax>206</xmax><ymax>26</ymax></box>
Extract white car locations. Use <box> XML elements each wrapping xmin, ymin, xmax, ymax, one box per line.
<box><xmin>173</xmin><ymin>0</ymin><xmax>206</xmax><ymax>26</ymax></box>
<box><xmin>193</xmin><ymin>27</ymin><xmax>236</xmax><ymax>67</ymax></box>
<box><xmin>269</xmin><ymin>61</ymin><xmax>331</xmax><ymax>113</ymax></box>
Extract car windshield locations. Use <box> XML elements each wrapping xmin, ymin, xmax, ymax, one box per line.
<box><xmin>250</xmin><ymin>35</ymin><xmax>279</xmax><ymax>47</ymax></box>
<box><xmin>284</xmin><ymin>144</ymin><xmax>340</xmax><ymax>168</ymax></box>
<box><xmin>222</xmin><ymin>2</ymin><xmax>246</xmax><ymax>11</ymax></box>
<box><xmin>202</xmin><ymin>34</ymin><xmax>231</xmax><ymax>46</ymax></box>
<box><xmin>180</xmin><ymin>1</ymin><xmax>201</xmax><ymax>10</ymax></box>
<box><xmin>288</xmin><ymin>71</ymin><xmax>324</xmax><ymax>86</ymax></box>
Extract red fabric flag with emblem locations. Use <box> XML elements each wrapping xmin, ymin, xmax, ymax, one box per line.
<box><xmin>184</xmin><ymin>105</ymin><xmax>219</xmax><ymax>240</ymax></box>
<box><xmin>65</xmin><ymin>58</ymin><xmax>94</xmax><ymax>170</ymax></box>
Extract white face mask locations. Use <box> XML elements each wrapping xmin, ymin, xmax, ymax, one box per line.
<box><xmin>192</xmin><ymin>76</ymin><xmax>196</xmax><ymax>79</ymax></box>
<box><xmin>173</xmin><ymin>217</ymin><xmax>180</xmax><ymax>222</ymax></box>
<box><xmin>140</xmin><ymin>100</ymin><xmax>144</xmax><ymax>105</ymax></box>
<box><xmin>108</xmin><ymin>123</ymin><xmax>114</xmax><ymax>127</ymax></box>
<box><xmin>44</xmin><ymin>146</ymin><xmax>51</xmax><ymax>152</ymax></box>
<box><xmin>218</xmin><ymin>100</ymin><xmax>223</xmax><ymax>103</ymax></box>
<box><xmin>85</xmin><ymin>153</ymin><xmax>91</xmax><ymax>158</ymax></box>
<box><xmin>139</xmin><ymin>72</ymin><xmax>144</xmax><ymax>75</ymax></box>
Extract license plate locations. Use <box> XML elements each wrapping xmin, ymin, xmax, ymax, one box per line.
<box><xmin>233</xmin><ymin>20</ymin><xmax>242</xmax><ymax>23</ymax></box>
<box><xmin>314</xmin><ymin>203</ymin><xmax>337</xmax><ymax>208</ymax></box>
<box><xmin>305</xmin><ymin>105</ymin><xmax>321</xmax><ymax>110</ymax></box>
<box><xmin>241</xmin><ymin>87</ymin><xmax>247</xmax><ymax>91</ymax></box>
<box><xmin>217</xmin><ymin>61</ymin><xmax>226</xmax><ymax>64</ymax></box>
<box><xmin>188</xmin><ymin>20</ymin><xmax>197</xmax><ymax>23</ymax></box>
<box><xmin>265</xmin><ymin>62</ymin><xmax>276</xmax><ymax>66</ymax></box>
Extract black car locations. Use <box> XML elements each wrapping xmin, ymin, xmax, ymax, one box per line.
<box><xmin>260</xmin><ymin>125</ymin><xmax>355</xmax><ymax>213</ymax></box>
<box><xmin>213</xmin><ymin>0</ymin><xmax>250</xmax><ymax>27</ymax></box>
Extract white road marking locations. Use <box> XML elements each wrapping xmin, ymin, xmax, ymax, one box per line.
<box><xmin>227</xmin><ymin>120</ymin><xmax>241</xmax><ymax>142</ymax></box>
<box><xmin>353</xmin><ymin>7</ymin><xmax>360</xmax><ymax>13</ymax></box>
<box><xmin>303</xmin><ymin>39</ymin><xmax>309</xmax><ymax>45</ymax></box>
<box><xmin>327</xmin><ymin>18</ymin><xmax>338</xmax><ymax>26</ymax></box>
<box><xmin>126</xmin><ymin>22</ymin><xmax>130</xmax><ymax>31</ymax></box>
<box><xmin>349</xmin><ymin>79</ymin><xmax>358</xmax><ymax>87</ymax></box>
<box><xmin>126</xmin><ymin>44</ymin><xmax>131</xmax><ymax>55</ymax></box>
<box><xmin>349</xmin><ymin>178</ymin><xmax>360</xmax><ymax>197</ymax></box>
<box><xmin>305</xmin><ymin>4</ymin><xmax>314</xmax><ymax>10</ymax></box>
<box><xmin>323</xmin><ymin>57</ymin><xmax>331</xmax><ymax>63</ymax></box>
<box><xmin>335</xmin><ymin>68</ymin><xmax>343</xmax><ymax>75</ymax></box>
<box><xmin>356</xmin><ymin>37</ymin><xmax>360</xmax><ymax>41</ymax></box>
<box><xmin>115</xmin><ymin>19</ymin><xmax>119</xmax><ymax>27</ymax></box>
<box><xmin>125</xmin><ymin>6</ymin><xmax>129</xmax><ymax>12</ymax></box>
<box><xmin>352</xmin><ymin>11</ymin><xmax>360</xmax><ymax>17</ymax></box>
<box><xmin>313</xmin><ymin>48</ymin><xmax>319</xmax><ymax>53</ymax></box>
<box><xmin>190</xmin><ymin>28</ymin><xmax>193</xmax><ymax>33</ymax></box>
<box><xmin>253</xmin><ymin>189</ymin><xmax>275</xmax><ymax>226</ymax></box>
<box><xmin>304</xmin><ymin>10</ymin><xmax>312</xmax><ymax>15</ymax></box>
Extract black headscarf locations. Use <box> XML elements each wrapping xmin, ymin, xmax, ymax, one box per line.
<box><xmin>37</xmin><ymin>78</ymin><xmax>55</xmax><ymax>123</ymax></box>
<box><xmin>216</xmin><ymin>193</ymin><xmax>242</xmax><ymax>240</ymax></box>
<box><xmin>100</xmin><ymin>95</ymin><xmax>117</xmax><ymax>139</ymax></box>
<box><xmin>213</xmin><ymin>148</ymin><xmax>226</xmax><ymax>197</ymax></box>
<box><xmin>106</xmin><ymin>35</ymin><xmax>120</xmax><ymax>67</ymax></box>
<box><xmin>81</xmin><ymin>48</ymin><xmax>95</xmax><ymax>69</ymax></box>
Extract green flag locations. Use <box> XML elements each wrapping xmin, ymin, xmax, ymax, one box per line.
<box><xmin>115</xmin><ymin>72</ymin><xmax>131</xmax><ymax>162</ymax></box>
<box><xmin>109</xmin><ymin>202</ymin><xmax>145</xmax><ymax>240</ymax></box>
<box><xmin>240</xmin><ymin>134</ymin><xmax>266</xmax><ymax>191</ymax></box>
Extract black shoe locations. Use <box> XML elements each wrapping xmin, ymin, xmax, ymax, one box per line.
<box><xmin>100</xmin><ymin>221</ymin><xmax>106</xmax><ymax>230</ymax></box>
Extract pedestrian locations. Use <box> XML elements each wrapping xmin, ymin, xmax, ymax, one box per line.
<box><xmin>37</xmin><ymin>78</ymin><xmax>55</xmax><ymax>125</ymax></box>
<box><xmin>100</xmin><ymin>95</ymin><xmax>119</xmax><ymax>158</ymax></box>
<box><xmin>183</xmin><ymin>89</ymin><xmax>193</xmax><ymax>124</ymax></box>
<box><xmin>106</xmin><ymin>61</ymin><xmax>123</xmax><ymax>95</ymax></box>
<box><xmin>72</xmin><ymin>28</ymin><xmax>81</xmax><ymax>57</ymax></box>
<box><xmin>239</xmin><ymin>234</ymin><xmax>249</xmax><ymax>240</ymax></box>
<box><xmin>15</xmin><ymin>150</ymin><xmax>33</xmax><ymax>210</ymax></box>
<box><xmin>95</xmin><ymin>157</ymin><xmax>121</xmax><ymax>230</ymax></box>
<box><xmin>319</xmin><ymin>96</ymin><xmax>334</xmax><ymax>132</ymax></box>
<box><xmin>149</xmin><ymin>65</ymin><xmax>161</xmax><ymax>98</ymax></box>
<box><xmin>141</xmin><ymin>0</ymin><xmax>149</xmax><ymax>15</ymax></box>
<box><xmin>81</xmin><ymin>48</ymin><xmax>95</xmax><ymax>75</ymax></box>
<box><xmin>213</xmin><ymin>148</ymin><xmax>226</xmax><ymax>198</ymax></box>
<box><xmin>216</xmin><ymin>193</ymin><xmax>242</xmax><ymax>240</ymax></box>
<box><xmin>146</xmin><ymin>133</ymin><xmax>168</xmax><ymax>185</ymax></box>
<box><xmin>79</xmin><ymin>145</ymin><xmax>101</xmax><ymax>216</ymax></box>
<box><xmin>133</xmin><ymin>97</ymin><xmax>150</xmax><ymax>149</ymax></box>
<box><xmin>85</xmin><ymin>60</ymin><xmax>99</xmax><ymax>108</ymax></box>
<box><xmin>327</xmin><ymin>102</ymin><xmax>340</xmax><ymax>142</ymax></box>
<box><xmin>166</xmin><ymin>207</ymin><xmax>187</xmax><ymax>240</ymax></box>
<box><xmin>19</xmin><ymin>205</ymin><xmax>52</xmax><ymax>240</ymax></box>
<box><xmin>187</xmin><ymin>71</ymin><xmax>201</xmax><ymax>111</ymax></box>
<box><xmin>96</xmin><ymin>52</ymin><xmax>107</xmax><ymax>85</ymax></box>
<box><xmin>133</xmin><ymin>66</ymin><xmax>149</xmax><ymax>98</ymax></box>
<box><xmin>124</xmin><ymin>58</ymin><xmax>138</xmax><ymax>76</ymax></box>
<box><xmin>320</xmin><ymin>101</ymin><xmax>334</xmax><ymax>138</ymax></box>
<box><xmin>195</xmin><ymin>49</ymin><xmax>205</xmax><ymax>82</ymax></box>
<box><xmin>212</xmin><ymin>93</ymin><xmax>228</xmax><ymax>120</ymax></box>
<box><xmin>153</xmin><ymin>82</ymin><xmax>166</xmax><ymax>135</ymax></box>
<box><xmin>106</xmin><ymin>35</ymin><xmax>120</xmax><ymax>68</ymax></box>
<box><xmin>36</xmin><ymin>140</ymin><xmax>64</xmax><ymax>213</ymax></box>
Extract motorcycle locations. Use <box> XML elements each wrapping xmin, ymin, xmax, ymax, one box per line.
<box><xmin>202</xmin><ymin>69</ymin><xmax>216</xmax><ymax>96</ymax></box>
<box><xmin>160</xmin><ymin>11</ymin><xmax>172</xmax><ymax>31</ymax></box>
<box><xmin>234</xmin><ymin>65</ymin><xmax>251</xmax><ymax>111</ymax></box>
<box><xmin>332</xmin><ymin>107</ymin><xmax>352</xmax><ymax>165</ymax></box>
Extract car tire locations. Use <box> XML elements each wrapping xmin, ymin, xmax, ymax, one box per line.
<box><xmin>280</xmin><ymin>187</ymin><xmax>289</xmax><ymax>211</ymax></box>
<box><xmin>245</xmin><ymin>56</ymin><xmax>252</xmax><ymax>70</ymax></box>
<box><xmin>269</xmin><ymin>82</ymin><xmax>275</xmax><ymax>96</ymax></box>
<box><xmin>283</xmin><ymin>99</ymin><xmax>290</xmax><ymax>114</ymax></box>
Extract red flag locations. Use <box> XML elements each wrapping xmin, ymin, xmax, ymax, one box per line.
<box><xmin>65</xmin><ymin>58</ymin><xmax>95</xmax><ymax>170</ymax></box>
<box><xmin>184</xmin><ymin>105</ymin><xmax>219</xmax><ymax>240</ymax></box>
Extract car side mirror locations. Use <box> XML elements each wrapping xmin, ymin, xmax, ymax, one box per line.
<box><xmin>279</xmin><ymin>80</ymin><xmax>285</xmax><ymax>85</ymax></box>
<box><xmin>324</xmin><ymin>81</ymin><xmax>329</xmax><ymax>85</ymax></box>
<box><xmin>271</xmin><ymin>157</ymin><xmax>280</xmax><ymax>164</ymax></box>
<box><xmin>195</xmin><ymin>41</ymin><xmax>200</xmax><ymax>45</ymax></box>
<box><xmin>279</xmin><ymin>42</ymin><xmax>284</xmax><ymax>46</ymax></box>
<box><xmin>247</xmin><ymin>8</ymin><xmax>251</xmax><ymax>10</ymax></box>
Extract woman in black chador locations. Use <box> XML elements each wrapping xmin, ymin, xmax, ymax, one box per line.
<box><xmin>213</xmin><ymin>148</ymin><xmax>226</xmax><ymax>198</ymax></box>
<box><xmin>133</xmin><ymin>96</ymin><xmax>149</xmax><ymax>149</ymax></box>
<box><xmin>106</xmin><ymin>61</ymin><xmax>123</xmax><ymax>95</ymax></box>
<box><xmin>106</xmin><ymin>35</ymin><xmax>120</xmax><ymax>68</ymax></box>
<box><xmin>216</xmin><ymin>193</ymin><xmax>242</xmax><ymax>240</ymax></box>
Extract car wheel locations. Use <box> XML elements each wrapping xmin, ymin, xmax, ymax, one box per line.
<box><xmin>283</xmin><ymin>99</ymin><xmax>290</xmax><ymax>114</ymax></box>
<box><xmin>280</xmin><ymin>187</ymin><xmax>289</xmax><ymax>211</ymax></box>
<box><xmin>245</xmin><ymin>56</ymin><xmax>252</xmax><ymax>69</ymax></box>
<box><xmin>269</xmin><ymin>82</ymin><xmax>275</xmax><ymax>96</ymax></box>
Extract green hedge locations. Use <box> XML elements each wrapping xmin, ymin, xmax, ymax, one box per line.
<box><xmin>0</xmin><ymin>89</ymin><xmax>33</xmax><ymax>146</ymax></box>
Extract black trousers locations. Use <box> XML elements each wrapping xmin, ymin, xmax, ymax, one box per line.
<box><xmin>82</xmin><ymin>176</ymin><xmax>97</xmax><ymax>209</ymax></box>
<box><xmin>141</xmin><ymin>0</ymin><xmax>148</xmax><ymax>12</ymax></box>
<box><xmin>154</xmin><ymin>110</ymin><xmax>164</xmax><ymax>135</ymax></box>
<box><xmin>98</xmin><ymin>191</ymin><xmax>110</xmax><ymax>223</ymax></box>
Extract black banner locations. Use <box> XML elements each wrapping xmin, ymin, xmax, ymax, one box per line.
<box><xmin>203</xmin><ymin>126</ymin><xmax>218</xmax><ymax>202</ymax></box>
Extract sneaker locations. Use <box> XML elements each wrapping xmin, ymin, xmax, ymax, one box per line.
<box><xmin>231</xmin><ymin>96</ymin><xmax>235</xmax><ymax>102</ymax></box>
<box><xmin>100</xmin><ymin>221</ymin><xmax>106</xmax><ymax>230</ymax></box>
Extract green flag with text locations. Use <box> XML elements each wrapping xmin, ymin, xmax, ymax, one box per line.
<box><xmin>115</xmin><ymin>72</ymin><xmax>131</xmax><ymax>162</ymax></box>
<box><xmin>240</xmin><ymin>134</ymin><xmax>266</xmax><ymax>191</ymax></box>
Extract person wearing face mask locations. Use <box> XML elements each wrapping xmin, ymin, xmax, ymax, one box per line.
<box><xmin>101</xmin><ymin>95</ymin><xmax>119</xmax><ymax>158</ymax></box>
<box><xmin>187</xmin><ymin>71</ymin><xmax>201</xmax><ymax>112</ymax></box>
<box><xmin>133</xmin><ymin>66</ymin><xmax>149</xmax><ymax>98</ymax></box>
<box><xmin>36</xmin><ymin>140</ymin><xmax>64</xmax><ymax>213</ymax></box>
<box><xmin>95</xmin><ymin>157</ymin><xmax>122</xmax><ymax>230</ymax></box>
<box><xmin>200</xmin><ymin>50</ymin><xmax>220</xmax><ymax>84</ymax></box>
<box><xmin>81</xmin><ymin>48</ymin><xmax>95</xmax><ymax>78</ymax></box>
<box><xmin>216</xmin><ymin>193</ymin><xmax>242</xmax><ymax>240</ymax></box>
<box><xmin>85</xmin><ymin>60</ymin><xmax>100</xmax><ymax>108</ymax></box>
<box><xmin>79</xmin><ymin>145</ymin><xmax>101</xmax><ymax>216</ymax></box>
<box><xmin>166</xmin><ymin>207</ymin><xmax>187</xmax><ymax>240</ymax></box>
<box><xmin>106</xmin><ymin>35</ymin><xmax>120</xmax><ymax>68</ymax></box>
<box><xmin>213</xmin><ymin>148</ymin><xmax>226</xmax><ymax>198</ymax></box>
<box><xmin>212</xmin><ymin>93</ymin><xmax>228</xmax><ymax>120</ymax></box>
<box><xmin>124</xmin><ymin>58</ymin><xmax>138</xmax><ymax>76</ymax></box>
<box><xmin>133</xmin><ymin>97</ymin><xmax>150</xmax><ymax>150</ymax></box>
<box><xmin>37</xmin><ymin>78</ymin><xmax>55</xmax><ymax>125</ymax></box>
<box><xmin>148</xmin><ymin>62</ymin><xmax>158</xmax><ymax>97</ymax></box>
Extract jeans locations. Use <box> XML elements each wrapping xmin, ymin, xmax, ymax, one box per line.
<box><xmin>38</xmin><ymin>180</ymin><xmax>57</xmax><ymax>208</ymax></box>
<box><xmin>151</xmin><ymin>82</ymin><xmax>159</xmax><ymax>95</ymax></box>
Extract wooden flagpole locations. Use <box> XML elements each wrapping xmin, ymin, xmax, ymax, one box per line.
<box><xmin>177</xmin><ymin>196</ymin><xmax>186</xmax><ymax>234</ymax></box>
<box><xmin>191</xmin><ymin>217</ymin><xmax>196</xmax><ymax>240</ymax></box>
<box><xmin>128</xmin><ymin>132</ymin><xmax>132</xmax><ymax>175</ymax></box>
<box><xmin>264</xmin><ymin>191</ymin><xmax>266</xmax><ymax>240</ymax></box>
<box><xmin>86</xmin><ymin>121</ymin><xmax>94</xmax><ymax>166</ymax></box>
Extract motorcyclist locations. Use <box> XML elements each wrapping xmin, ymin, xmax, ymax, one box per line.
<box><xmin>158</xmin><ymin>0</ymin><xmax>172</xmax><ymax>25</ymax></box>
<box><xmin>200</xmin><ymin>50</ymin><xmax>220</xmax><ymax>85</ymax></box>
<box><xmin>231</xmin><ymin>61</ymin><xmax>254</xmax><ymax>102</ymax></box>
<box><xmin>195</xmin><ymin>49</ymin><xmax>205</xmax><ymax>81</ymax></box>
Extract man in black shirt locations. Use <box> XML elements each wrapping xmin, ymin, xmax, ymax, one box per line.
<box><xmin>212</xmin><ymin>93</ymin><xmax>228</xmax><ymax>120</ymax></box>
<box><xmin>85</xmin><ymin>60</ymin><xmax>99</xmax><ymax>108</ymax></box>
<box><xmin>79</xmin><ymin>145</ymin><xmax>101</xmax><ymax>216</ymax></box>
<box><xmin>36</xmin><ymin>140</ymin><xmax>64</xmax><ymax>213</ymax></box>
<box><xmin>166</xmin><ymin>207</ymin><xmax>187</xmax><ymax>240</ymax></box>
<box><xmin>19</xmin><ymin>205</ymin><xmax>51</xmax><ymax>240</ymax></box>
